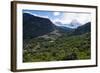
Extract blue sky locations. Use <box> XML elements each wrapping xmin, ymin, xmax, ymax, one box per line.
<box><xmin>23</xmin><ymin>10</ymin><xmax>91</xmax><ymax>25</ymax></box>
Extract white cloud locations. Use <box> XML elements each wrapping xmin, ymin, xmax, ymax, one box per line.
<box><xmin>52</xmin><ymin>18</ymin><xmax>70</xmax><ymax>24</ymax></box>
<box><xmin>62</xmin><ymin>13</ymin><xmax>91</xmax><ymax>24</ymax></box>
<box><xmin>76</xmin><ymin>13</ymin><xmax>91</xmax><ymax>24</ymax></box>
<box><xmin>53</xmin><ymin>12</ymin><xmax>61</xmax><ymax>16</ymax></box>
<box><xmin>53</xmin><ymin>13</ymin><xmax>91</xmax><ymax>25</ymax></box>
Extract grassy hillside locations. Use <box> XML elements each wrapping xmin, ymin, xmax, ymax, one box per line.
<box><xmin>23</xmin><ymin>33</ymin><xmax>91</xmax><ymax>62</ymax></box>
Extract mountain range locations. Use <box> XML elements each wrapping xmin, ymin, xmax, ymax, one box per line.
<box><xmin>55</xmin><ymin>20</ymin><xmax>81</xmax><ymax>29</ymax></box>
<box><xmin>23</xmin><ymin>13</ymin><xmax>91</xmax><ymax>39</ymax></box>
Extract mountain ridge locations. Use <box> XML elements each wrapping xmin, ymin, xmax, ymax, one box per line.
<box><xmin>23</xmin><ymin>13</ymin><xmax>91</xmax><ymax>39</ymax></box>
<box><xmin>23</xmin><ymin>13</ymin><xmax>55</xmax><ymax>39</ymax></box>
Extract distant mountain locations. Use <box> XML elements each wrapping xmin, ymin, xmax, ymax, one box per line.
<box><xmin>55</xmin><ymin>26</ymin><xmax>74</xmax><ymax>33</ymax></box>
<box><xmin>74</xmin><ymin>22</ymin><xmax>91</xmax><ymax>35</ymax></box>
<box><xmin>69</xmin><ymin>20</ymin><xmax>81</xmax><ymax>29</ymax></box>
<box><xmin>55</xmin><ymin>20</ymin><xmax>81</xmax><ymax>29</ymax></box>
<box><xmin>23</xmin><ymin>13</ymin><xmax>55</xmax><ymax>39</ymax></box>
<box><xmin>23</xmin><ymin>13</ymin><xmax>91</xmax><ymax>40</ymax></box>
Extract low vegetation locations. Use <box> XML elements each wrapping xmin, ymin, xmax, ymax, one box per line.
<box><xmin>23</xmin><ymin>33</ymin><xmax>91</xmax><ymax>62</ymax></box>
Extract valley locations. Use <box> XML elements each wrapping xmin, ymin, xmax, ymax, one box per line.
<box><xmin>23</xmin><ymin>13</ymin><xmax>91</xmax><ymax>62</ymax></box>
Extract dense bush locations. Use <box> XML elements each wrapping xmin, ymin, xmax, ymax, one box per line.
<box><xmin>23</xmin><ymin>33</ymin><xmax>91</xmax><ymax>62</ymax></box>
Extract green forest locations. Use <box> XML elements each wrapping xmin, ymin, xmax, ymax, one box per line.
<box><xmin>23</xmin><ymin>32</ymin><xmax>91</xmax><ymax>62</ymax></box>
